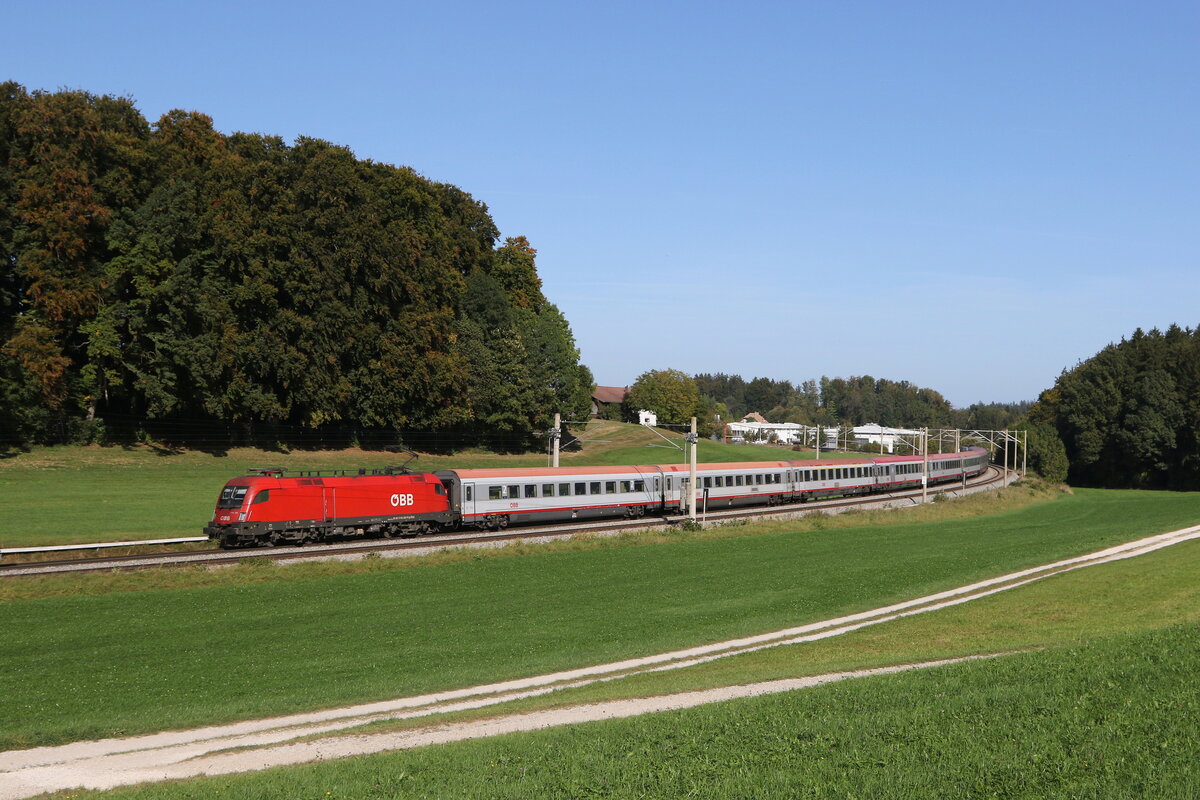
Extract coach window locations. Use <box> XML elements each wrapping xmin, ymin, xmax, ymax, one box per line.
<box><xmin>605</xmin><ymin>481</ymin><xmax>616</xmax><ymax>494</ymax></box>
<box><xmin>559</xmin><ymin>482</ymin><xmax>571</xmax><ymax>496</ymax></box>
<box><xmin>703</xmin><ymin>477</ymin><xmax>713</xmax><ymax>488</ymax></box>
<box><xmin>465</xmin><ymin>486</ymin><xmax>473</xmax><ymax>501</ymax></box>
<box><xmin>590</xmin><ymin>481</ymin><xmax>601</xmax><ymax>494</ymax></box>
<box><xmin>636</xmin><ymin>480</ymin><xmax>646</xmax><ymax>492</ymax></box>
<box><xmin>736</xmin><ymin>475</ymin><xmax>744</xmax><ymax>486</ymax></box>
<box><xmin>525</xmin><ymin>485</ymin><xmax>537</xmax><ymax>498</ymax></box>
<box><xmin>508</xmin><ymin>485</ymin><xmax>520</xmax><ymax>498</ymax></box>
<box><xmin>542</xmin><ymin>483</ymin><xmax>556</xmax><ymax>497</ymax></box>
<box><xmin>620</xmin><ymin>480</ymin><xmax>632</xmax><ymax>493</ymax></box>
<box><xmin>714</xmin><ymin>476</ymin><xmax>723</xmax><ymax>487</ymax></box>
<box><xmin>489</xmin><ymin>486</ymin><xmax>502</xmax><ymax>500</ymax></box>
<box><xmin>575</xmin><ymin>482</ymin><xmax>586</xmax><ymax>495</ymax></box>
<box><xmin>755</xmin><ymin>474</ymin><xmax>763</xmax><ymax>485</ymax></box>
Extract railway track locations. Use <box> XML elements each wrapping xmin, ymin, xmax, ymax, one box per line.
<box><xmin>1</xmin><ymin>466</ymin><xmax>1011</xmax><ymax>578</ymax></box>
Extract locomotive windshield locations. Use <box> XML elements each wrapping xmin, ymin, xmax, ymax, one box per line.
<box><xmin>218</xmin><ymin>485</ymin><xmax>249</xmax><ymax>508</ymax></box>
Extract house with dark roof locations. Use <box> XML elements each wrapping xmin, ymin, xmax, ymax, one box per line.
<box><xmin>591</xmin><ymin>385</ymin><xmax>627</xmax><ymax>417</ymax></box>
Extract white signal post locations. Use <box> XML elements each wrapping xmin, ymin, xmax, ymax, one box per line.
<box><xmin>551</xmin><ymin>413</ymin><xmax>561</xmax><ymax>468</ymax></box>
<box><xmin>687</xmin><ymin>416</ymin><xmax>699</xmax><ymax>521</ymax></box>
<box><xmin>921</xmin><ymin>428</ymin><xmax>929</xmax><ymax>504</ymax></box>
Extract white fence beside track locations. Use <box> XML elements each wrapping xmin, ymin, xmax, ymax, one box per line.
<box><xmin>0</xmin><ymin>537</ymin><xmax>208</xmax><ymax>556</ymax></box>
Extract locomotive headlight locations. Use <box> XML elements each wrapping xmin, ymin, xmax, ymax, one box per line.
<box><xmin>239</xmin><ymin>512</ymin><xmax>247</xmax><ymax>521</ymax></box>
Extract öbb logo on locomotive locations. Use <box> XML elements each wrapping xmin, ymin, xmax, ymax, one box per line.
<box><xmin>204</xmin><ymin>449</ymin><xmax>990</xmax><ymax>549</ymax></box>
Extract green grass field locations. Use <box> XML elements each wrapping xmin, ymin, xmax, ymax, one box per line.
<box><xmin>3</xmin><ymin>485</ymin><xmax>1199</xmax><ymax>753</ymax></box>
<box><xmin>79</xmin><ymin>624</ymin><xmax>1200</xmax><ymax>800</ymax></box>
<box><xmin>0</xmin><ymin>422</ymin><xmax>865</xmax><ymax>547</ymax></box>
<box><xmin>59</xmin><ymin>525</ymin><xmax>1200</xmax><ymax>800</ymax></box>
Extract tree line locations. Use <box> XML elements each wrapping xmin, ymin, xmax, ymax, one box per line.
<box><xmin>0</xmin><ymin>83</ymin><xmax>593</xmax><ymax>449</ymax></box>
<box><xmin>625</xmin><ymin>323</ymin><xmax>1200</xmax><ymax>490</ymax></box>
<box><xmin>1030</xmin><ymin>325</ymin><xmax>1200</xmax><ymax>489</ymax></box>
<box><xmin>618</xmin><ymin>369</ymin><xmax>1029</xmax><ymax>439</ymax></box>
<box><xmin>692</xmin><ymin>372</ymin><xmax>1028</xmax><ymax>432</ymax></box>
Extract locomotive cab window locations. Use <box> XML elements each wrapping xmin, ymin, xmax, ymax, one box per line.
<box><xmin>251</xmin><ymin>489</ymin><xmax>270</xmax><ymax>504</ymax></box>
<box><xmin>218</xmin><ymin>486</ymin><xmax>249</xmax><ymax>508</ymax></box>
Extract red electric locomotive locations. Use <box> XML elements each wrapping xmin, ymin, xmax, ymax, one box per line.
<box><xmin>204</xmin><ymin>466</ymin><xmax>454</xmax><ymax>548</ymax></box>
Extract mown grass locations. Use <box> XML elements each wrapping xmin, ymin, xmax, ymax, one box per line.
<box><xmin>362</xmin><ymin>529</ymin><xmax>1200</xmax><ymax>732</ymax></box>
<box><xmin>66</xmin><ymin>594</ymin><xmax>1200</xmax><ymax>798</ymax></box>
<box><xmin>3</xmin><ymin>486</ymin><xmax>1198</xmax><ymax>751</ymax></box>
<box><xmin>0</xmin><ymin>423</ymin><xmax>858</xmax><ymax>547</ymax></box>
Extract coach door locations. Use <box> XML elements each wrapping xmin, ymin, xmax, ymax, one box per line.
<box><xmin>664</xmin><ymin>474</ymin><xmax>680</xmax><ymax>510</ymax></box>
<box><xmin>462</xmin><ymin>483</ymin><xmax>476</xmax><ymax>519</ymax></box>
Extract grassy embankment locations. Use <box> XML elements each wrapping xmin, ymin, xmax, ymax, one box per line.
<box><xmin>72</xmin><ymin>560</ymin><xmax>1200</xmax><ymax>799</ymax></box>
<box><xmin>0</xmin><ymin>422</ymin><xmax>862</xmax><ymax>548</ymax></box>
<box><xmin>3</xmin><ymin>483</ymin><xmax>1199</xmax><ymax>755</ymax></box>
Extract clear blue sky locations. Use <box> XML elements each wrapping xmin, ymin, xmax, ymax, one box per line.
<box><xmin>7</xmin><ymin>0</ymin><xmax>1198</xmax><ymax>407</ymax></box>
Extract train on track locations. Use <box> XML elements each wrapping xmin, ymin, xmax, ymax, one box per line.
<box><xmin>204</xmin><ymin>447</ymin><xmax>990</xmax><ymax>548</ymax></box>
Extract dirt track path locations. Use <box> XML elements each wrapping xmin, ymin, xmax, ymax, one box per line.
<box><xmin>3</xmin><ymin>523</ymin><xmax>1198</xmax><ymax>799</ymax></box>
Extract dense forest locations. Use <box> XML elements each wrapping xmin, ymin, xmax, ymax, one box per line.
<box><xmin>1031</xmin><ymin>325</ymin><xmax>1200</xmax><ymax>489</ymax></box>
<box><xmin>0</xmin><ymin>83</ymin><xmax>593</xmax><ymax>449</ymax></box>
